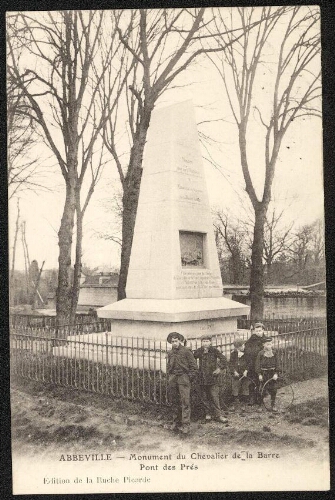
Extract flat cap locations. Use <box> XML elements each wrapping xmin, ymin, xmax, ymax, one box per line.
<box><xmin>200</xmin><ymin>334</ymin><xmax>213</xmax><ymax>341</ymax></box>
<box><xmin>167</xmin><ymin>331</ymin><xmax>185</xmax><ymax>344</ymax></box>
<box><xmin>253</xmin><ymin>322</ymin><xmax>265</xmax><ymax>329</ymax></box>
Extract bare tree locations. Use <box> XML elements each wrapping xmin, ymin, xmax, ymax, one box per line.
<box><xmin>94</xmin><ymin>190</ymin><xmax>123</xmax><ymax>249</ymax></box>
<box><xmin>214</xmin><ymin>205</ymin><xmax>293</xmax><ymax>285</ymax></box>
<box><xmin>7</xmin><ymin>11</ymin><xmax>127</xmax><ymax>325</ymax></box>
<box><xmin>21</xmin><ymin>220</ymin><xmax>30</xmax><ymax>299</ymax></box>
<box><xmin>263</xmin><ymin>207</ymin><xmax>294</xmax><ymax>283</ymax></box>
<box><xmin>213</xmin><ymin>209</ymin><xmax>250</xmax><ymax>284</ymax></box>
<box><xmin>7</xmin><ymin>14</ymin><xmax>45</xmax><ymax>200</ymax></box>
<box><xmin>10</xmin><ymin>199</ymin><xmax>20</xmax><ymax>306</ymax></box>
<box><xmin>102</xmin><ymin>9</ymin><xmax>206</xmax><ymax>299</ymax></box>
<box><xmin>102</xmin><ymin>8</ymin><xmax>267</xmax><ymax>299</ymax></box>
<box><xmin>7</xmin><ymin>87</ymin><xmax>43</xmax><ymax>200</ymax></box>
<box><xmin>208</xmin><ymin>6</ymin><xmax>321</xmax><ymax>319</ymax></box>
<box><xmin>288</xmin><ymin>223</ymin><xmax>316</xmax><ymax>278</ymax></box>
<box><xmin>309</xmin><ymin>218</ymin><xmax>325</xmax><ymax>266</ymax></box>
<box><xmin>31</xmin><ymin>260</ymin><xmax>45</xmax><ymax>309</ymax></box>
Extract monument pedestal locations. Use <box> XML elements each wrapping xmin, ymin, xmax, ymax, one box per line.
<box><xmin>98</xmin><ymin>297</ymin><xmax>249</xmax><ymax>340</ymax></box>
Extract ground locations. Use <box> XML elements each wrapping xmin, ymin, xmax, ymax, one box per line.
<box><xmin>11</xmin><ymin>376</ymin><xmax>329</xmax><ymax>462</ymax></box>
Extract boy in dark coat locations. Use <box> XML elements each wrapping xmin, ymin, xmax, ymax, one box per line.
<box><xmin>229</xmin><ymin>338</ymin><xmax>250</xmax><ymax>409</ymax></box>
<box><xmin>255</xmin><ymin>337</ymin><xmax>279</xmax><ymax>411</ymax></box>
<box><xmin>166</xmin><ymin>331</ymin><xmax>198</xmax><ymax>434</ymax></box>
<box><xmin>243</xmin><ymin>322</ymin><xmax>266</xmax><ymax>404</ymax></box>
<box><xmin>193</xmin><ymin>334</ymin><xmax>228</xmax><ymax>423</ymax></box>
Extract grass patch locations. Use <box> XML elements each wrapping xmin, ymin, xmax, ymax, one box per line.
<box><xmin>11</xmin><ymin>377</ymin><xmax>165</xmax><ymax>421</ymax></box>
<box><xmin>285</xmin><ymin>397</ymin><xmax>328</xmax><ymax>428</ymax></box>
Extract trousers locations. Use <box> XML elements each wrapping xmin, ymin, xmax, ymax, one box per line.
<box><xmin>200</xmin><ymin>384</ymin><xmax>222</xmax><ymax>418</ymax></box>
<box><xmin>248</xmin><ymin>371</ymin><xmax>261</xmax><ymax>404</ymax></box>
<box><xmin>261</xmin><ymin>370</ymin><xmax>277</xmax><ymax>402</ymax></box>
<box><xmin>168</xmin><ymin>374</ymin><xmax>191</xmax><ymax>426</ymax></box>
<box><xmin>231</xmin><ymin>376</ymin><xmax>250</xmax><ymax>397</ymax></box>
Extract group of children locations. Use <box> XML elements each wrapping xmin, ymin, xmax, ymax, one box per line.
<box><xmin>166</xmin><ymin>323</ymin><xmax>279</xmax><ymax>435</ymax></box>
<box><xmin>229</xmin><ymin>322</ymin><xmax>279</xmax><ymax>411</ymax></box>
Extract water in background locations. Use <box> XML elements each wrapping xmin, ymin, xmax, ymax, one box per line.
<box><xmin>232</xmin><ymin>295</ymin><xmax>326</xmax><ymax>318</ymax></box>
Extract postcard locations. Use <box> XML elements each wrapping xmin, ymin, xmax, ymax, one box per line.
<box><xmin>7</xmin><ymin>5</ymin><xmax>329</xmax><ymax>494</ymax></box>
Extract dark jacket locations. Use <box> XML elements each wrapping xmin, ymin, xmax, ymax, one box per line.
<box><xmin>167</xmin><ymin>345</ymin><xmax>198</xmax><ymax>380</ymax></box>
<box><xmin>229</xmin><ymin>349</ymin><xmax>248</xmax><ymax>375</ymax></box>
<box><xmin>255</xmin><ymin>350</ymin><xmax>278</xmax><ymax>375</ymax></box>
<box><xmin>244</xmin><ymin>334</ymin><xmax>265</xmax><ymax>372</ymax></box>
<box><xmin>193</xmin><ymin>346</ymin><xmax>227</xmax><ymax>385</ymax></box>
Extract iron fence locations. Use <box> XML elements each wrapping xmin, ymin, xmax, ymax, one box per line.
<box><xmin>10</xmin><ymin>318</ymin><xmax>327</xmax><ymax>406</ymax></box>
<box><xmin>9</xmin><ymin>313</ymin><xmax>101</xmax><ymax>329</ymax></box>
<box><xmin>10</xmin><ymin>332</ymin><xmax>170</xmax><ymax>404</ymax></box>
<box><xmin>237</xmin><ymin>316</ymin><xmax>326</xmax><ymax>334</ymax></box>
<box><xmin>9</xmin><ymin>319</ymin><xmax>112</xmax><ymax>337</ymax></box>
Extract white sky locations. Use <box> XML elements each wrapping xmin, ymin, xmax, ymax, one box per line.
<box><xmin>8</xmin><ymin>7</ymin><xmax>324</xmax><ymax>272</ymax></box>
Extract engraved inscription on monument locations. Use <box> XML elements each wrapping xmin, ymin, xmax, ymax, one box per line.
<box><xmin>177</xmin><ymin>172</ymin><xmax>204</xmax><ymax>203</ymax></box>
<box><xmin>180</xmin><ymin>231</ymin><xmax>205</xmax><ymax>267</ymax></box>
<box><xmin>178</xmin><ymin>182</ymin><xmax>203</xmax><ymax>203</ymax></box>
<box><xmin>177</xmin><ymin>152</ymin><xmax>201</xmax><ymax>177</ymax></box>
<box><xmin>173</xmin><ymin>269</ymin><xmax>222</xmax><ymax>290</ymax></box>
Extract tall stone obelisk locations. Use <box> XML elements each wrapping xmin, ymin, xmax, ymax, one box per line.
<box><xmin>98</xmin><ymin>101</ymin><xmax>249</xmax><ymax>339</ymax></box>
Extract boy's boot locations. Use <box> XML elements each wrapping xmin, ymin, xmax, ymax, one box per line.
<box><xmin>230</xmin><ymin>396</ymin><xmax>239</xmax><ymax>411</ymax></box>
<box><xmin>271</xmin><ymin>398</ymin><xmax>278</xmax><ymax>413</ymax></box>
<box><xmin>169</xmin><ymin>422</ymin><xmax>179</xmax><ymax>431</ymax></box>
<box><xmin>179</xmin><ymin>424</ymin><xmax>190</xmax><ymax>435</ymax></box>
<box><xmin>239</xmin><ymin>396</ymin><xmax>247</xmax><ymax>411</ymax></box>
<box><xmin>216</xmin><ymin>415</ymin><xmax>228</xmax><ymax>424</ymax></box>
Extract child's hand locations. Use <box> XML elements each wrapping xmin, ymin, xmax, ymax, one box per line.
<box><xmin>273</xmin><ymin>373</ymin><xmax>278</xmax><ymax>380</ymax></box>
<box><xmin>234</xmin><ymin>370</ymin><xmax>239</xmax><ymax>378</ymax></box>
<box><xmin>213</xmin><ymin>368</ymin><xmax>221</xmax><ymax>375</ymax></box>
<box><xmin>259</xmin><ymin>374</ymin><xmax>263</xmax><ymax>381</ymax></box>
<box><xmin>243</xmin><ymin>370</ymin><xmax>248</xmax><ymax>377</ymax></box>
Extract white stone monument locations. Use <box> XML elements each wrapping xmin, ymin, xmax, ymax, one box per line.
<box><xmin>98</xmin><ymin>101</ymin><xmax>249</xmax><ymax>339</ymax></box>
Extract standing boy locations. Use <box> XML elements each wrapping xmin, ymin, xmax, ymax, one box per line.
<box><xmin>166</xmin><ymin>332</ymin><xmax>198</xmax><ymax>434</ymax></box>
<box><xmin>193</xmin><ymin>334</ymin><xmax>228</xmax><ymax>423</ymax></box>
<box><xmin>243</xmin><ymin>322</ymin><xmax>266</xmax><ymax>404</ymax></box>
<box><xmin>229</xmin><ymin>338</ymin><xmax>250</xmax><ymax>410</ymax></box>
<box><xmin>255</xmin><ymin>336</ymin><xmax>279</xmax><ymax>411</ymax></box>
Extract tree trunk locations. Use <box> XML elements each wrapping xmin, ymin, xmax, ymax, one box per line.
<box><xmin>32</xmin><ymin>261</ymin><xmax>45</xmax><ymax>309</ymax></box>
<box><xmin>70</xmin><ymin>194</ymin><xmax>83</xmax><ymax>326</ymax></box>
<box><xmin>117</xmin><ymin>108</ymin><xmax>152</xmax><ymax>300</ymax></box>
<box><xmin>118</xmin><ymin>160</ymin><xmax>143</xmax><ymax>300</ymax></box>
<box><xmin>56</xmin><ymin>183</ymin><xmax>76</xmax><ymax>327</ymax></box>
<box><xmin>231</xmin><ymin>254</ymin><xmax>240</xmax><ymax>284</ymax></box>
<box><xmin>266</xmin><ymin>259</ymin><xmax>273</xmax><ymax>285</ymax></box>
<box><xmin>21</xmin><ymin>224</ymin><xmax>30</xmax><ymax>300</ymax></box>
<box><xmin>10</xmin><ymin>199</ymin><xmax>20</xmax><ymax>306</ymax></box>
<box><xmin>250</xmin><ymin>207</ymin><xmax>267</xmax><ymax>321</ymax></box>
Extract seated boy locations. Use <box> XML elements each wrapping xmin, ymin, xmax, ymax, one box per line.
<box><xmin>255</xmin><ymin>336</ymin><xmax>279</xmax><ymax>411</ymax></box>
<box><xmin>229</xmin><ymin>338</ymin><xmax>250</xmax><ymax>410</ymax></box>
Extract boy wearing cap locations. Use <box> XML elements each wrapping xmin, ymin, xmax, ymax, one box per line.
<box><xmin>229</xmin><ymin>338</ymin><xmax>250</xmax><ymax>410</ymax></box>
<box><xmin>243</xmin><ymin>322</ymin><xmax>266</xmax><ymax>404</ymax></box>
<box><xmin>255</xmin><ymin>337</ymin><xmax>279</xmax><ymax>411</ymax></box>
<box><xmin>166</xmin><ymin>332</ymin><xmax>198</xmax><ymax>434</ymax></box>
<box><xmin>193</xmin><ymin>335</ymin><xmax>228</xmax><ymax>423</ymax></box>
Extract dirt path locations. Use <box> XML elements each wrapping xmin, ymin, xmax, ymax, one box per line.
<box><xmin>11</xmin><ymin>376</ymin><xmax>329</xmax><ymax>463</ymax></box>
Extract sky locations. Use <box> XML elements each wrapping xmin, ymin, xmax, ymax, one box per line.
<box><xmin>8</xmin><ymin>7</ymin><xmax>324</xmax><ymax>273</ymax></box>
